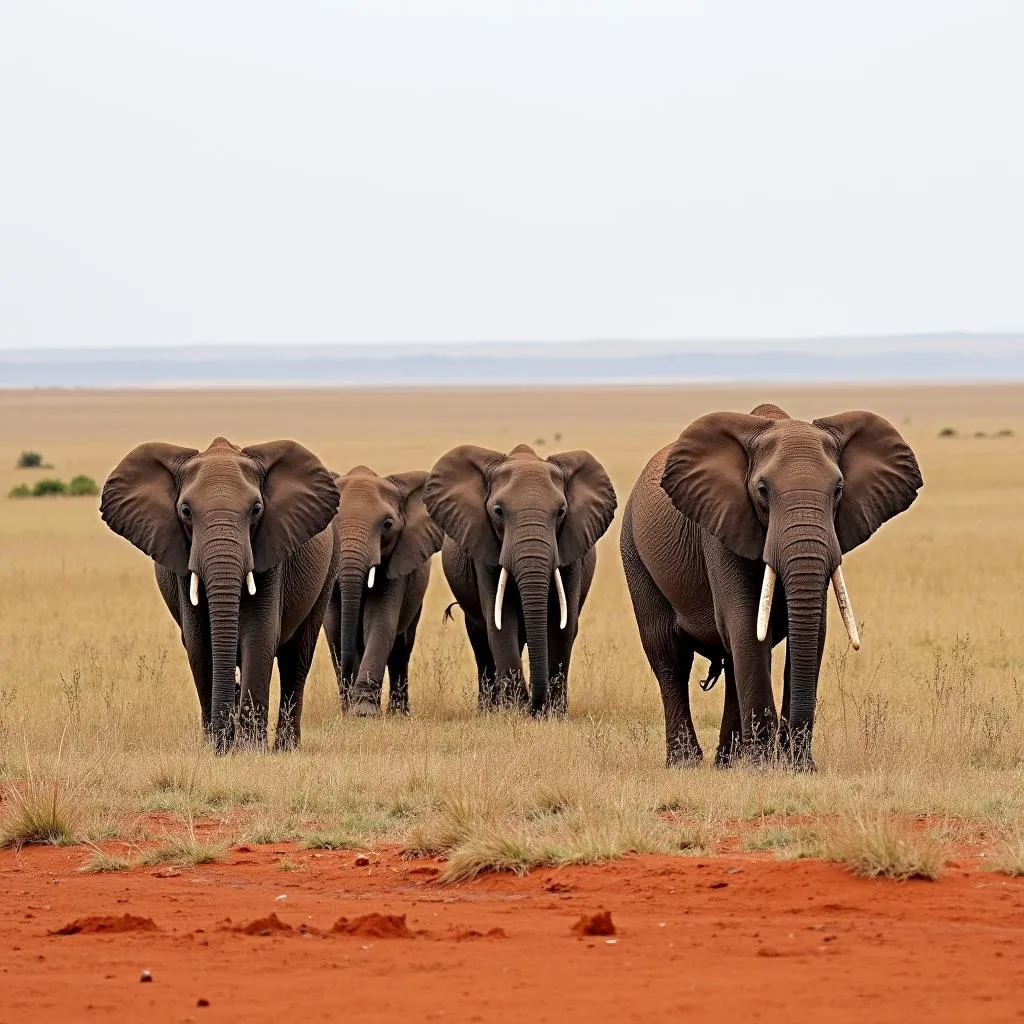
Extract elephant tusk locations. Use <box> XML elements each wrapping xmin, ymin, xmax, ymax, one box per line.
<box><xmin>367</xmin><ymin>565</ymin><xmax>375</xmax><ymax>590</ymax></box>
<box><xmin>831</xmin><ymin>565</ymin><xmax>861</xmax><ymax>651</ymax></box>
<box><xmin>189</xmin><ymin>572</ymin><xmax>200</xmax><ymax>607</ymax></box>
<box><xmin>755</xmin><ymin>564</ymin><xmax>776</xmax><ymax>643</ymax></box>
<box><xmin>494</xmin><ymin>567</ymin><xmax>508</xmax><ymax>630</ymax></box>
<box><xmin>554</xmin><ymin>568</ymin><xmax>568</xmax><ymax>630</ymax></box>
<box><xmin>246</xmin><ymin>571</ymin><xmax>256</xmax><ymax>597</ymax></box>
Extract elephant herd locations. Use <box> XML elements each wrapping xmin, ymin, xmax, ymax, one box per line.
<box><xmin>100</xmin><ymin>403</ymin><xmax>922</xmax><ymax>769</ymax></box>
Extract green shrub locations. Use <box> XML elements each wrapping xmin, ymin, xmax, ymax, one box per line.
<box><xmin>32</xmin><ymin>479</ymin><xmax>67</xmax><ymax>497</ymax></box>
<box><xmin>7</xmin><ymin>484</ymin><xmax>31</xmax><ymax>499</ymax></box>
<box><xmin>68</xmin><ymin>475</ymin><xmax>99</xmax><ymax>497</ymax></box>
<box><xmin>938</xmin><ymin>427</ymin><xmax>956</xmax><ymax>438</ymax></box>
<box><xmin>16</xmin><ymin>451</ymin><xmax>44</xmax><ymax>469</ymax></box>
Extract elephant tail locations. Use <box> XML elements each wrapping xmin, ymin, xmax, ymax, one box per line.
<box><xmin>442</xmin><ymin>601</ymin><xmax>460</xmax><ymax>624</ymax></box>
<box><xmin>699</xmin><ymin>657</ymin><xmax>723</xmax><ymax>692</ymax></box>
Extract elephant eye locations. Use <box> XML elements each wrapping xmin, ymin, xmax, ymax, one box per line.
<box><xmin>755</xmin><ymin>481</ymin><xmax>769</xmax><ymax>502</ymax></box>
<box><xmin>250</xmin><ymin>503</ymin><xmax>263</xmax><ymax>520</ymax></box>
<box><xmin>179</xmin><ymin>503</ymin><xmax>192</xmax><ymax>520</ymax></box>
<box><xmin>558</xmin><ymin>502</ymin><xmax>567</xmax><ymax>520</ymax></box>
<box><xmin>382</xmin><ymin>516</ymin><xmax>395</xmax><ymax>531</ymax></box>
<box><xmin>834</xmin><ymin>482</ymin><xmax>844</xmax><ymax>502</ymax></box>
<box><xmin>492</xmin><ymin>503</ymin><xmax>504</xmax><ymax>520</ymax></box>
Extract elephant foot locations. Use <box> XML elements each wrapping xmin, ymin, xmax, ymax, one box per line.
<box><xmin>713</xmin><ymin>747</ymin><xmax>737</xmax><ymax>769</ymax></box>
<box><xmin>349</xmin><ymin>699</ymin><xmax>381</xmax><ymax>719</ymax></box>
<box><xmin>666</xmin><ymin>735</ymin><xmax>704</xmax><ymax>768</ymax></box>
<box><xmin>386</xmin><ymin>700</ymin><xmax>410</xmax><ymax>716</ymax></box>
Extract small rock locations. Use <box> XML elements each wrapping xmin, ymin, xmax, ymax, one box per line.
<box><xmin>140</xmin><ymin>970</ymin><xmax>153</xmax><ymax>983</ymax></box>
<box><xmin>197</xmin><ymin>998</ymin><xmax>210</xmax><ymax>1008</ymax></box>
<box><xmin>709</xmin><ymin>881</ymin><xmax>728</xmax><ymax>890</ymax></box>
<box><xmin>354</xmin><ymin>855</ymin><xmax>370</xmax><ymax>867</ymax></box>
<box><xmin>151</xmin><ymin>867</ymin><xmax>181</xmax><ymax>879</ymax></box>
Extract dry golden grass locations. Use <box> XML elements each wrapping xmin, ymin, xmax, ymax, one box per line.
<box><xmin>823</xmin><ymin>815</ymin><xmax>946</xmax><ymax>880</ymax></box>
<box><xmin>1</xmin><ymin>385</ymin><xmax>1023</xmax><ymax>874</ymax></box>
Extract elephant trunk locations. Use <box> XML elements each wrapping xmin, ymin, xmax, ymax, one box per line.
<box><xmin>770</xmin><ymin>493</ymin><xmax>839</xmax><ymax>765</ymax></box>
<box><xmin>194</xmin><ymin>521</ymin><xmax>246</xmax><ymax>752</ymax></box>
<box><xmin>337</xmin><ymin>534</ymin><xmax>379</xmax><ymax>711</ymax></box>
<box><xmin>509</xmin><ymin>536</ymin><xmax>555</xmax><ymax>715</ymax></box>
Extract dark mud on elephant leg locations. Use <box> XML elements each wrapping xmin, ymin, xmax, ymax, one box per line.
<box><xmin>385</xmin><ymin>615</ymin><xmax>420</xmax><ymax>715</ymax></box>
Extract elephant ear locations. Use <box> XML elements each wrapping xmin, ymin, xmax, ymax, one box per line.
<box><xmin>386</xmin><ymin>470</ymin><xmax>444</xmax><ymax>579</ymax></box>
<box><xmin>547</xmin><ymin>451</ymin><xmax>617</xmax><ymax>566</ymax></box>
<box><xmin>100</xmin><ymin>443</ymin><xmax>199</xmax><ymax>575</ymax></box>
<box><xmin>243</xmin><ymin>441</ymin><xmax>340</xmax><ymax>572</ymax></box>
<box><xmin>814</xmin><ymin>410</ymin><xmax>923</xmax><ymax>553</ymax></box>
<box><xmin>424</xmin><ymin>445</ymin><xmax>505</xmax><ymax>565</ymax></box>
<box><xmin>661</xmin><ymin>412</ymin><xmax>770</xmax><ymax>561</ymax></box>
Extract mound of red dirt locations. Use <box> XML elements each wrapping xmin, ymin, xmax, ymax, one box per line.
<box><xmin>237</xmin><ymin>913</ymin><xmax>294</xmax><ymax>937</ymax></box>
<box><xmin>331</xmin><ymin>913</ymin><xmax>414</xmax><ymax>939</ymax></box>
<box><xmin>571</xmin><ymin>910</ymin><xmax>615</xmax><ymax>937</ymax></box>
<box><xmin>51</xmin><ymin>914</ymin><xmax>158</xmax><ymax>936</ymax></box>
<box><xmin>453</xmin><ymin>927</ymin><xmax>508</xmax><ymax>941</ymax></box>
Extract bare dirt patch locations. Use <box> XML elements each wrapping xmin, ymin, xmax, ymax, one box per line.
<box><xmin>5</xmin><ymin>841</ymin><xmax>1024</xmax><ymax>1022</ymax></box>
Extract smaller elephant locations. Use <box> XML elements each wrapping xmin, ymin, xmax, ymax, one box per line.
<box><xmin>101</xmin><ymin>437</ymin><xmax>340</xmax><ymax>751</ymax></box>
<box><xmin>323</xmin><ymin>467</ymin><xmax>443</xmax><ymax>717</ymax></box>
<box><xmin>425</xmin><ymin>444</ymin><xmax>616</xmax><ymax>715</ymax></box>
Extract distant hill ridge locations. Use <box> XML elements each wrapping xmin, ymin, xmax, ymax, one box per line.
<box><xmin>1</xmin><ymin>335</ymin><xmax>1022</xmax><ymax>387</ymax></box>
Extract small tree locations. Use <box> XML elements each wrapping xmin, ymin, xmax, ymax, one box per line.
<box><xmin>16</xmin><ymin>451</ymin><xmax>44</xmax><ymax>469</ymax></box>
<box><xmin>7</xmin><ymin>484</ymin><xmax>31</xmax><ymax>498</ymax></box>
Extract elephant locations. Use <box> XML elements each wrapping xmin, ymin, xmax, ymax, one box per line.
<box><xmin>321</xmin><ymin>466</ymin><xmax>443</xmax><ymax>717</ymax></box>
<box><xmin>620</xmin><ymin>404</ymin><xmax>922</xmax><ymax>769</ymax></box>
<box><xmin>100</xmin><ymin>437</ymin><xmax>341</xmax><ymax>752</ymax></box>
<box><xmin>425</xmin><ymin>444</ymin><xmax>616</xmax><ymax>715</ymax></box>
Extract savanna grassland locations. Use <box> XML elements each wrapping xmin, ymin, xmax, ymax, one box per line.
<box><xmin>1</xmin><ymin>384</ymin><xmax>1023</xmax><ymax>877</ymax></box>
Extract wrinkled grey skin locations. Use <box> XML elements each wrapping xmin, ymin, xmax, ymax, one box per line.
<box><xmin>322</xmin><ymin>467</ymin><xmax>443</xmax><ymax>717</ymax></box>
<box><xmin>425</xmin><ymin>444</ymin><xmax>616</xmax><ymax>716</ymax></box>
<box><xmin>620</xmin><ymin>405</ymin><xmax>922</xmax><ymax>769</ymax></box>
<box><xmin>101</xmin><ymin>437</ymin><xmax>340</xmax><ymax>752</ymax></box>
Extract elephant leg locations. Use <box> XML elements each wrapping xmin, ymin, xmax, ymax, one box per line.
<box><xmin>545</xmin><ymin>563</ymin><xmax>581</xmax><ymax>717</ymax></box>
<box><xmin>623</xmin><ymin>551</ymin><xmax>701</xmax><ymax>765</ymax></box>
<box><xmin>275</xmin><ymin>627</ymin><xmax>320</xmax><ymax>752</ymax></box>
<box><xmin>323</xmin><ymin>589</ymin><xmax>347</xmax><ymax>711</ymax></box>
<box><xmin>465</xmin><ymin>618</ymin><xmax>498</xmax><ymax>711</ymax></box>
<box><xmin>385</xmin><ymin>610</ymin><xmax>420</xmax><ymax>716</ymax></box>
<box><xmin>714</xmin><ymin>658</ymin><xmax>742</xmax><ymax>767</ymax></box>
<box><xmin>350</xmin><ymin>581</ymin><xmax>403</xmax><ymax>718</ymax></box>
<box><xmin>237</xmin><ymin>641</ymin><xmax>276</xmax><ymax>750</ymax></box>
<box><xmin>729</xmin><ymin>638</ymin><xmax>776</xmax><ymax>765</ymax></box>
<box><xmin>177</xmin><ymin>602</ymin><xmax>215</xmax><ymax>739</ymax></box>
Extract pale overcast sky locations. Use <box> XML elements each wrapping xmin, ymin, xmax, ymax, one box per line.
<box><xmin>1</xmin><ymin>1</ymin><xmax>1021</xmax><ymax>350</ymax></box>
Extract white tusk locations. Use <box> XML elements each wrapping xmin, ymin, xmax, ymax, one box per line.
<box><xmin>755</xmin><ymin>564</ymin><xmax>776</xmax><ymax>643</ymax></box>
<box><xmin>554</xmin><ymin>568</ymin><xmax>568</xmax><ymax>630</ymax></box>
<box><xmin>494</xmin><ymin>567</ymin><xmax>508</xmax><ymax>630</ymax></box>
<box><xmin>831</xmin><ymin>565</ymin><xmax>861</xmax><ymax>651</ymax></box>
<box><xmin>367</xmin><ymin>565</ymin><xmax>376</xmax><ymax>590</ymax></box>
<box><xmin>246</xmin><ymin>571</ymin><xmax>256</xmax><ymax>597</ymax></box>
<box><xmin>189</xmin><ymin>572</ymin><xmax>200</xmax><ymax>607</ymax></box>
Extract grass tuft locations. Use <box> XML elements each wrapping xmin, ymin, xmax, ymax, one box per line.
<box><xmin>78</xmin><ymin>846</ymin><xmax>134</xmax><ymax>873</ymax></box>
<box><xmin>983</xmin><ymin>828</ymin><xmax>1024</xmax><ymax>877</ymax></box>
<box><xmin>0</xmin><ymin>780</ymin><xmax>80</xmax><ymax>849</ymax></box>
<box><xmin>823</xmin><ymin>815</ymin><xmax>945</xmax><ymax>880</ymax></box>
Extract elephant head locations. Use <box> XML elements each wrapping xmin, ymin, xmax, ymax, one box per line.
<box><xmin>660</xmin><ymin>405</ymin><xmax>922</xmax><ymax>758</ymax></box>
<box><xmin>333</xmin><ymin>466</ymin><xmax>444</xmax><ymax>686</ymax></box>
<box><xmin>100</xmin><ymin>437</ymin><xmax>339</xmax><ymax>749</ymax></box>
<box><xmin>425</xmin><ymin>444</ymin><xmax>616</xmax><ymax>713</ymax></box>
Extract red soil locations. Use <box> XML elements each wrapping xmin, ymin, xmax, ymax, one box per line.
<box><xmin>3</xmin><ymin>843</ymin><xmax>1023</xmax><ymax>1022</ymax></box>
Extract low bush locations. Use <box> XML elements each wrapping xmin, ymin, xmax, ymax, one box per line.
<box><xmin>7</xmin><ymin>484</ymin><xmax>31</xmax><ymax>498</ymax></box>
<box><xmin>32</xmin><ymin>479</ymin><xmax>67</xmax><ymax>497</ymax></box>
<box><xmin>16</xmin><ymin>451</ymin><xmax>44</xmax><ymax>468</ymax></box>
<box><xmin>68</xmin><ymin>475</ymin><xmax>99</xmax><ymax>496</ymax></box>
